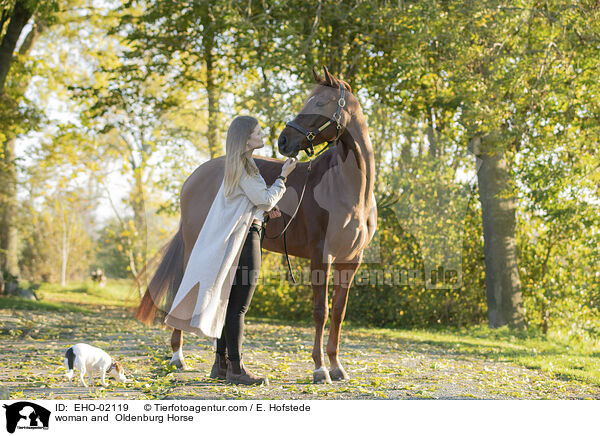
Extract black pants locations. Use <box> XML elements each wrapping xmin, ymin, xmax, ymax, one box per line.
<box><xmin>215</xmin><ymin>222</ymin><xmax>262</xmax><ymax>361</ymax></box>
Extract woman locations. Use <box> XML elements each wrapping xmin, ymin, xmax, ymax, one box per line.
<box><xmin>165</xmin><ymin>115</ymin><xmax>297</xmax><ymax>385</ymax></box>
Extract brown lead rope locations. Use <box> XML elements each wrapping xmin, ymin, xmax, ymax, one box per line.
<box><xmin>262</xmin><ymin>86</ymin><xmax>347</xmax><ymax>283</ymax></box>
<box><xmin>262</xmin><ymin>141</ymin><xmax>335</xmax><ymax>284</ymax></box>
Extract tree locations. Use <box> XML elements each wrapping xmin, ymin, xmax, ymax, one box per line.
<box><xmin>121</xmin><ymin>0</ymin><xmax>234</xmax><ymax>158</ymax></box>
<box><xmin>0</xmin><ymin>0</ymin><xmax>35</xmax><ymax>96</ymax></box>
<box><xmin>0</xmin><ymin>0</ymin><xmax>35</xmax><ymax>277</ymax></box>
<box><xmin>470</xmin><ymin>133</ymin><xmax>525</xmax><ymax>328</ymax></box>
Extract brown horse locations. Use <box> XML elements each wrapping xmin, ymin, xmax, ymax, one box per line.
<box><xmin>135</xmin><ymin>67</ymin><xmax>377</xmax><ymax>383</ymax></box>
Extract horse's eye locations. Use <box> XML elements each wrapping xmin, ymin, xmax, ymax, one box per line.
<box><xmin>315</xmin><ymin>100</ymin><xmax>328</xmax><ymax>107</ymax></box>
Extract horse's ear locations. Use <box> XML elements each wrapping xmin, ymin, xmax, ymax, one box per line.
<box><xmin>339</xmin><ymin>78</ymin><xmax>352</xmax><ymax>93</ymax></box>
<box><xmin>323</xmin><ymin>66</ymin><xmax>334</xmax><ymax>86</ymax></box>
<box><xmin>312</xmin><ymin>66</ymin><xmax>324</xmax><ymax>83</ymax></box>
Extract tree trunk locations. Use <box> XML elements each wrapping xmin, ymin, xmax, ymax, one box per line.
<box><xmin>0</xmin><ymin>0</ymin><xmax>33</xmax><ymax>97</ymax></box>
<box><xmin>205</xmin><ymin>52</ymin><xmax>219</xmax><ymax>158</ymax></box>
<box><xmin>268</xmin><ymin>122</ymin><xmax>277</xmax><ymax>158</ymax></box>
<box><xmin>472</xmin><ymin>136</ymin><xmax>525</xmax><ymax>329</ymax></box>
<box><xmin>201</xmin><ymin>4</ymin><xmax>220</xmax><ymax>158</ymax></box>
<box><xmin>1</xmin><ymin>137</ymin><xmax>19</xmax><ymax>276</ymax></box>
<box><xmin>59</xmin><ymin>204</ymin><xmax>71</xmax><ymax>287</ymax></box>
<box><xmin>17</xmin><ymin>20</ymin><xmax>43</xmax><ymax>56</ymax></box>
<box><xmin>0</xmin><ymin>19</ymin><xmax>42</xmax><ymax>277</ymax></box>
<box><xmin>257</xmin><ymin>66</ymin><xmax>278</xmax><ymax>158</ymax></box>
<box><xmin>130</xmin><ymin>165</ymin><xmax>147</xmax><ymax>285</ymax></box>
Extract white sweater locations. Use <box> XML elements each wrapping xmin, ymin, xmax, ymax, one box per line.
<box><xmin>251</xmin><ymin>174</ymin><xmax>279</xmax><ymax>222</ymax></box>
<box><xmin>253</xmin><ymin>208</ymin><xmax>266</xmax><ymax>222</ymax></box>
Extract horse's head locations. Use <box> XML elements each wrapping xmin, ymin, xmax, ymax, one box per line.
<box><xmin>278</xmin><ymin>66</ymin><xmax>355</xmax><ymax>157</ymax></box>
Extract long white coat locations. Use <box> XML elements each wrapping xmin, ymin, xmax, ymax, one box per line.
<box><xmin>164</xmin><ymin>171</ymin><xmax>286</xmax><ymax>338</ymax></box>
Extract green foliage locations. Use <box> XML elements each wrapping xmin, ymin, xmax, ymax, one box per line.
<box><xmin>345</xmin><ymin>196</ymin><xmax>486</xmax><ymax>329</ymax></box>
<box><xmin>19</xmin><ymin>191</ymin><xmax>95</xmax><ymax>284</ymax></box>
<box><xmin>94</xmin><ymin>220</ymin><xmax>131</xmax><ymax>279</ymax></box>
<box><xmin>1</xmin><ymin>0</ymin><xmax>600</xmax><ymax>342</ymax></box>
<box><xmin>249</xmin><ymin>274</ymin><xmax>313</xmax><ymax>323</ymax></box>
<box><xmin>250</xmin><ymin>183</ymin><xmax>487</xmax><ymax>329</ymax></box>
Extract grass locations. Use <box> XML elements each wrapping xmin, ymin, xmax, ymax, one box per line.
<box><xmin>352</xmin><ymin>325</ymin><xmax>600</xmax><ymax>387</ymax></box>
<box><xmin>6</xmin><ymin>281</ymin><xmax>600</xmax><ymax>385</ymax></box>
<box><xmin>0</xmin><ymin>296</ymin><xmax>92</xmax><ymax>313</ymax></box>
<box><xmin>15</xmin><ymin>279</ymin><xmax>139</xmax><ymax>308</ymax></box>
<box><xmin>1</xmin><ymin>281</ymin><xmax>600</xmax><ymax>399</ymax></box>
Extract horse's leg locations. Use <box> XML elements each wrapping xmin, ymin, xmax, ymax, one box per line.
<box><xmin>170</xmin><ymin>329</ymin><xmax>188</xmax><ymax>370</ymax></box>
<box><xmin>311</xmin><ymin>255</ymin><xmax>332</xmax><ymax>384</ymax></box>
<box><xmin>326</xmin><ymin>259</ymin><xmax>361</xmax><ymax>381</ymax></box>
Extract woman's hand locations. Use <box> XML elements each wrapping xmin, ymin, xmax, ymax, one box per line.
<box><xmin>267</xmin><ymin>205</ymin><xmax>282</xmax><ymax>219</ymax></box>
<box><xmin>281</xmin><ymin>157</ymin><xmax>298</xmax><ymax>177</ymax></box>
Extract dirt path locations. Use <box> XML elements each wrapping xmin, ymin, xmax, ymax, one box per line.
<box><xmin>1</xmin><ymin>307</ymin><xmax>599</xmax><ymax>400</ymax></box>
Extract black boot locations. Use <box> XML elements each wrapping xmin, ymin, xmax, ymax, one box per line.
<box><xmin>209</xmin><ymin>353</ymin><xmax>228</xmax><ymax>380</ymax></box>
<box><xmin>226</xmin><ymin>358</ymin><xmax>269</xmax><ymax>386</ymax></box>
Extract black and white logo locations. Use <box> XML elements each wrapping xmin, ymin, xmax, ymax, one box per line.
<box><xmin>3</xmin><ymin>402</ymin><xmax>51</xmax><ymax>433</ymax></box>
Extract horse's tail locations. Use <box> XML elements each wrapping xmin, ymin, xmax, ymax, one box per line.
<box><xmin>134</xmin><ymin>224</ymin><xmax>185</xmax><ymax>324</ymax></box>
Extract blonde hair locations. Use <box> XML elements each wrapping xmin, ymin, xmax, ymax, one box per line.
<box><xmin>224</xmin><ymin>115</ymin><xmax>261</xmax><ymax>197</ymax></box>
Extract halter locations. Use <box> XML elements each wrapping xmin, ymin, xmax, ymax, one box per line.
<box><xmin>285</xmin><ymin>85</ymin><xmax>347</xmax><ymax>157</ymax></box>
<box><xmin>262</xmin><ymin>85</ymin><xmax>348</xmax><ymax>283</ymax></box>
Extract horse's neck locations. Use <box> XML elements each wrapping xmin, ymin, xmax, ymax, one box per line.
<box><xmin>329</xmin><ymin>115</ymin><xmax>375</xmax><ymax>208</ymax></box>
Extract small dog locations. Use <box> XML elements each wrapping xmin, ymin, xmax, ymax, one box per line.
<box><xmin>64</xmin><ymin>343</ymin><xmax>127</xmax><ymax>387</ymax></box>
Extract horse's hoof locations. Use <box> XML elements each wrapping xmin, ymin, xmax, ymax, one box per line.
<box><xmin>171</xmin><ymin>349</ymin><xmax>187</xmax><ymax>370</ymax></box>
<box><xmin>313</xmin><ymin>367</ymin><xmax>332</xmax><ymax>384</ymax></box>
<box><xmin>329</xmin><ymin>366</ymin><xmax>349</xmax><ymax>381</ymax></box>
<box><xmin>170</xmin><ymin>358</ymin><xmax>188</xmax><ymax>370</ymax></box>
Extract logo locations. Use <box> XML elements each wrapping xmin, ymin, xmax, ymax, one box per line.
<box><xmin>3</xmin><ymin>402</ymin><xmax>50</xmax><ymax>433</ymax></box>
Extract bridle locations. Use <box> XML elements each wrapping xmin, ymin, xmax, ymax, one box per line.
<box><xmin>262</xmin><ymin>85</ymin><xmax>348</xmax><ymax>283</ymax></box>
<box><xmin>285</xmin><ymin>85</ymin><xmax>347</xmax><ymax>157</ymax></box>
